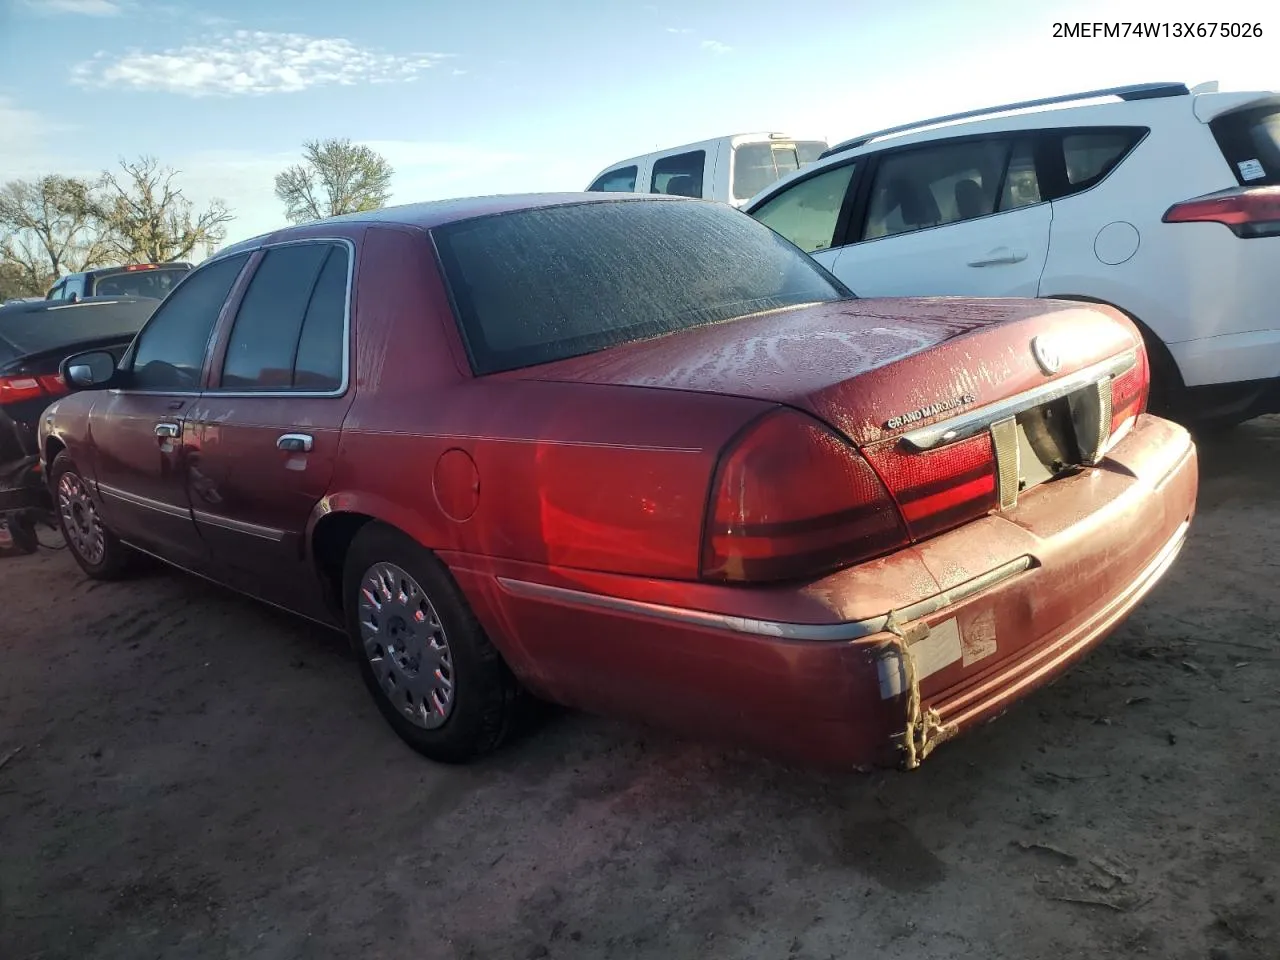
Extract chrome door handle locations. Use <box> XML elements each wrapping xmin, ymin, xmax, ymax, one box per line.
<box><xmin>277</xmin><ymin>433</ymin><xmax>313</xmax><ymax>453</ymax></box>
<box><xmin>155</xmin><ymin>422</ymin><xmax>180</xmax><ymax>439</ymax></box>
<box><xmin>967</xmin><ymin>247</ymin><xmax>1028</xmax><ymax>267</ymax></box>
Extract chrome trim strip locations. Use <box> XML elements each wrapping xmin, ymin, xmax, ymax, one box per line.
<box><xmin>109</xmin><ymin>236</ymin><xmax>356</xmax><ymax>401</ymax></box>
<box><xmin>496</xmin><ymin>556</ymin><xmax>1035</xmax><ymax>642</ymax></box>
<box><xmin>900</xmin><ymin>350</ymin><xmax>1137</xmax><ymax>452</ymax></box>
<box><xmin>191</xmin><ymin>509</ymin><xmax>286</xmax><ymax>542</ymax></box>
<box><xmin>96</xmin><ymin>482</ymin><xmax>191</xmax><ymax>520</ymax></box>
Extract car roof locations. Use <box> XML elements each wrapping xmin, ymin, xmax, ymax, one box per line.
<box><xmin>0</xmin><ymin>297</ymin><xmax>156</xmax><ymax>360</ymax></box>
<box><xmin>217</xmin><ymin>193</ymin><xmax>691</xmax><ymax>257</ymax></box>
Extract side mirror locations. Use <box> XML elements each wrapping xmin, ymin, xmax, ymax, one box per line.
<box><xmin>60</xmin><ymin>350</ymin><xmax>118</xmax><ymax>390</ymax></box>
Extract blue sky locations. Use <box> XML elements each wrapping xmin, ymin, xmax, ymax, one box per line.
<box><xmin>1</xmin><ymin>0</ymin><xmax>1275</xmax><ymax>250</ymax></box>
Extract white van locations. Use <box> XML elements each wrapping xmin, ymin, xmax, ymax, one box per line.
<box><xmin>585</xmin><ymin>133</ymin><xmax>828</xmax><ymax>207</ymax></box>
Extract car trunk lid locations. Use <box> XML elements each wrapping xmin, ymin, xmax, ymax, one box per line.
<box><xmin>516</xmin><ymin>296</ymin><xmax>1145</xmax><ymax>542</ymax></box>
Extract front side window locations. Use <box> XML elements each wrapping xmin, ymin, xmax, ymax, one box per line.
<box><xmin>650</xmin><ymin>151</ymin><xmax>705</xmax><ymax>198</ymax></box>
<box><xmin>750</xmin><ymin>162</ymin><xmax>858</xmax><ymax>253</ymax></box>
<box><xmin>862</xmin><ymin>139</ymin><xmax>1012</xmax><ymax>240</ymax></box>
<box><xmin>588</xmin><ymin>165</ymin><xmax>639</xmax><ymax>193</ymax></box>
<box><xmin>46</xmin><ymin>281</ymin><xmax>65</xmax><ymax>300</ymax></box>
<box><xmin>434</xmin><ymin>199</ymin><xmax>845</xmax><ymax>375</ymax></box>
<box><xmin>128</xmin><ymin>253</ymin><xmax>249</xmax><ymax>391</ymax></box>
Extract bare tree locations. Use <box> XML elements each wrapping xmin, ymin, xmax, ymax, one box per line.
<box><xmin>274</xmin><ymin>138</ymin><xmax>394</xmax><ymax>224</ymax></box>
<box><xmin>0</xmin><ymin>175</ymin><xmax>110</xmax><ymax>286</ymax></box>
<box><xmin>96</xmin><ymin>156</ymin><xmax>233</xmax><ymax>264</ymax></box>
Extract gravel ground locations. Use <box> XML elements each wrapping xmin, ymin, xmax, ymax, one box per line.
<box><xmin>1</xmin><ymin>417</ymin><xmax>1277</xmax><ymax>960</ymax></box>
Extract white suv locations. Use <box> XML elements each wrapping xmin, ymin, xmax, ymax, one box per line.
<box><xmin>744</xmin><ymin>81</ymin><xmax>1280</xmax><ymax>427</ymax></box>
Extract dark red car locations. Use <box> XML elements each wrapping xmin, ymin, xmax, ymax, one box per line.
<box><xmin>40</xmin><ymin>194</ymin><xmax>1197</xmax><ymax>770</ymax></box>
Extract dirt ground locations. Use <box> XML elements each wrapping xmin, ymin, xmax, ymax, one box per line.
<box><xmin>1</xmin><ymin>419</ymin><xmax>1277</xmax><ymax>960</ymax></box>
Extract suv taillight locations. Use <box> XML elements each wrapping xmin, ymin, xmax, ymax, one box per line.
<box><xmin>1109</xmin><ymin>341</ymin><xmax>1150</xmax><ymax>441</ymax></box>
<box><xmin>1162</xmin><ymin>186</ymin><xmax>1280</xmax><ymax>238</ymax></box>
<box><xmin>0</xmin><ymin>374</ymin><xmax>66</xmax><ymax>406</ymax></box>
<box><xmin>700</xmin><ymin>410</ymin><xmax>909</xmax><ymax>583</ymax></box>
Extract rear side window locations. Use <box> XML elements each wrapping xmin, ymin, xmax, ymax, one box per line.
<box><xmin>434</xmin><ymin>199</ymin><xmax>845</xmax><ymax>375</ymax></box>
<box><xmin>750</xmin><ymin>161</ymin><xmax>858</xmax><ymax>253</ymax></box>
<box><xmin>220</xmin><ymin>242</ymin><xmax>348</xmax><ymax>392</ymax></box>
<box><xmin>588</xmin><ymin>166</ymin><xmax>638</xmax><ymax>193</ymax></box>
<box><xmin>1211</xmin><ymin>106</ymin><xmax>1280</xmax><ymax>186</ymax></box>
<box><xmin>129</xmin><ymin>253</ymin><xmax>249</xmax><ymax>391</ymax></box>
<box><xmin>1061</xmin><ymin>130</ymin><xmax>1142</xmax><ymax>192</ymax></box>
<box><xmin>1000</xmin><ymin>139</ymin><xmax>1042</xmax><ymax>211</ymax></box>
<box><xmin>863</xmin><ymin>139</ymin><xmax>1011</xmax><ymax>240</ymax></box>
<box><xmin>650</xmin><ymin>151</ymin><xmax>705</xmax><ymax>198</ymax></box>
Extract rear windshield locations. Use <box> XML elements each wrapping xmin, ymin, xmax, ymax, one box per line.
<box><xmin>732</xmin><ymin>141</ymin><xmax>830</xmax><ymax>201</ymax></box>
<box><xmin>93</xmin><ymin>267</ymin><xmax>188</xmax><ymax>299</ymax></box>
<box><xmin>434</xmin><ymin>199</ymin><xmax>845</xmax><ymax>375</ymax></box>
<box><xmin>1210</xmin><ymin>105</ymin><xmax>1280</xmax><ymax>186</ymax></box>
<box><xmin>0</xmin><ymin>299</ymin><xmax>155</xmax><ymax>361</ymax></box>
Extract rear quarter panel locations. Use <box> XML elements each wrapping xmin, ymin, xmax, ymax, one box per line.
<box><xmin>319</xmin><ymin>226</ymin><xmax>772</xmax><ymax>580</ymax></box>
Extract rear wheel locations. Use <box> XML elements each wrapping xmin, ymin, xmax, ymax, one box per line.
<box><xmin>342</xmin><ymin>524</ymin><xmax>521</xmax><ymax>763</ymax></box>
<box><xmin>51</xmin><ymin>452</ymin><xmax>137</xmax><ymax>579</ymax></box>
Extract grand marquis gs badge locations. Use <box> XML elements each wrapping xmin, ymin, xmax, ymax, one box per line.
<box><xmin>884</xmin><ymin>394</ymin><xmax>977</xmax><ymax>431</ymax></box>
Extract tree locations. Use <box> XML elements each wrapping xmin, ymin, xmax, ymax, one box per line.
<box><xmin>274</xmin><ymin>138</ymin><xmax>393</xmax><ymax>224</ymax></box>
<box><xmin>0</xmin><ymin>175</ymin><xmax>110</xmax><ymax>286</ymax></box>
<box><xmin>95</xmin><ymin>156</ymin><xmax>233</xmax><ymax>264</ymax></box>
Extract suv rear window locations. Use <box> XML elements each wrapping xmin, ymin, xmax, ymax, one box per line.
<box><xmin>1211</xmin><ymin>105</ymin><xmax>1280</xmax><ymax>186</ymax></box>
<box><xmin>434</xmin><ymin>199</ymin><xmax>845</xmax><ymax>375</ymax></box>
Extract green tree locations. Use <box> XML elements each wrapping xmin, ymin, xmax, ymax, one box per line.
<box><xmin>95</xmin><ymin>156</ymin><xmax>233</xmax><ymax>264</ymax></box>
<box><xmin>274</xmin><ymin>138</ymin><xmax>394</xmax><ymax>224</ymax></box>
<box><xmin>0</xmin><ymin>175</ymin><xmax>109</xmax><ymax>289</ymax></box>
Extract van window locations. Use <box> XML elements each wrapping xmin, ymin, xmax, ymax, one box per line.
<box><xmin>750</xmin><ymin>162</ymin><xmax>858</xmax><ymax>253</ymax></box>
<box><xmin>650</xmin><ymin>151</ymin><xmax>705</xmax><ymax>198</ymax></box>
<box><xmin>733</xmin><ymin>143</ymin><xmax>800</xmax><ymax>201</ymax></box>
<box><xmin>1211</xmin><ymin>106</ymin><xmax>1280</xmax><ymax>186</ymax></box>
<box><xmin>588</xmin><ymin>165</ymin><xmax>639</xmax><ymax>193</ymax></box>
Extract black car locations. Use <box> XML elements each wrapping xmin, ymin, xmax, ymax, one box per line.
<box><xmin>0</xmin><ymin>296</ymin><xmax>157</xmax><ymax>554</ymax></box>
<box><xmin>45</xmin><ymin>262</ymin><xmax>192</xmax><ymax>302</ymax></box>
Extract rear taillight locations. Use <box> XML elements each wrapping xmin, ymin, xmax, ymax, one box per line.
<box><xmin>701</xmin><ymin>409</ymin><xmax>909</xmax><ymax>583</ymax></box>
<box><xmin>1162</xmin><ymin>186</ymin><xmax>1280</xmax><ymax>238</ymax></box>
<box><xmin>0</xmin><ymin>374</ymin><xmax>66</xmax><ymax>406</ymax></box>
<box><xmin>862</xmin><ymin>433</ymin><xmax>998</xmax><ymax>541</ymax></box>
<box><xmin>1109</xmin><ymin>342</ymin><xmax>1149</xmax><ymax>440</ymax></box>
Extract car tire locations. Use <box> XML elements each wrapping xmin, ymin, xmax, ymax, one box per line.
<box><xmin>342</xmin><ymin>523</ymin><xmax>521</xmax><ymax>763</ymax></box>
<box><xmin>50</xmin><ymin>452</ymin><xmax>137</xmax><ymax>579</ymax></box>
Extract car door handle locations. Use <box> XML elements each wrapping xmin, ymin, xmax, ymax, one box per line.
<box><xmin>967</xmin><ymin>247</ymin><xmax>1028</xmax><ymax>267</ymax></box>
<box><xmin>155</xmin><ymin>422</ymin><xmax>180</xmax><ymax>439</ymax></box>
<box><xmin>277</xmin><ymin>433</ymin><xmax>314</xmax><ymax>453</ymax></box>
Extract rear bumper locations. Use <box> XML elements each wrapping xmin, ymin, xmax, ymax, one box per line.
<box><xmin>452</xmin><ymin>415</ymin><xmax>1198</xmax><ymax>770</ymax></box>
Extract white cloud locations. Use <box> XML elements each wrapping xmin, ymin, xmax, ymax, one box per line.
<box><xmin>71</xmin><ymin>31</ymin><xmax>453</xmax><ymax>97</ymax></box>
<box><xmin>665</xmin><ymin>27</ymin><xmax>692</xmax><ymax>34</ymax></box>
<box><xmin>21</xmin><ymin>0</ymin><xmax>121</xmax><ymax>14</ymax></box>
<box><xmin>700</xmin><ymin>39</ymin><xmax>731</xmax><ymax>54</ymax></box>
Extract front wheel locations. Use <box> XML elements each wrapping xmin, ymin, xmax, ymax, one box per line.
<box><xmin>51</xmin><ymin>453</ymin><xmax>138</xmax><ymax>579</ymax></box>
<box><xmin>342</xmin><ymin>524</ymin><xmax>522</xmax><ymax>763</ymax></box>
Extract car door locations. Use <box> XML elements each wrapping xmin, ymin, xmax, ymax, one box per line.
<box><xmin>89</xmin><ymin>252</ymin><xmax>251</xmax><ymax>567</ymax></box>
<box><xmin>184</xmin><ymin>239</ymin><xmax>355</xmax><ymax>618</ymax></box>
<box><xmin>826</xmin><ymin>135</ymin><xmax>1052</xmax><ymax>298</ymax></box>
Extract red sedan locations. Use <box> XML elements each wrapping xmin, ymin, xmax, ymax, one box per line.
<box><xmin>40</xmin><ymin>194</ymin><xmax>1197</xmax><ymax>770</ymax></box>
